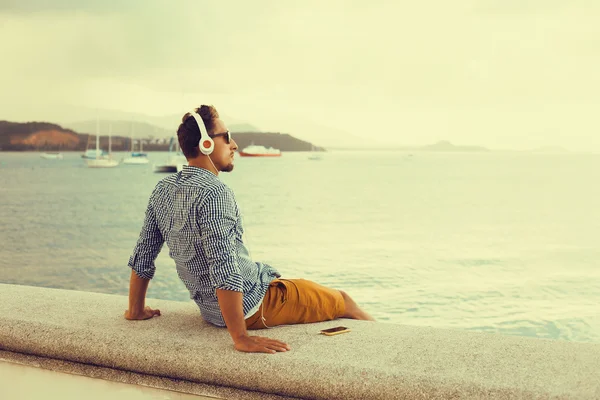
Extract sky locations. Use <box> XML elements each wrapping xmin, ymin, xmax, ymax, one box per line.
<box><xmin>1</xmin><ymin>0</ymin><xmax>599</xmax><ymax>150</ymax></box>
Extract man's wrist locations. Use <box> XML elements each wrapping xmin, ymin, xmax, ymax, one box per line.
<box><xmin>230</xmin><ymin>331</ymin><xmax>249</xmax><ymax>342</ymax></box>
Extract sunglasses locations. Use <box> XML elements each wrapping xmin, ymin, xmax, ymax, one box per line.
<box><xmin>209</xmin><ymin>131</ymin><xmax>231</xmax><ymax>144</ymax></box>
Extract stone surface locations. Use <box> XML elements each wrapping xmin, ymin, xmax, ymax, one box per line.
<box><xmin>1</xmin><ymin>283</ymin><xmax>599</xmax><ymax>399</ymax></box>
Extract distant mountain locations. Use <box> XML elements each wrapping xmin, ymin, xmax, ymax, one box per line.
<box><xmin>0</xmin><ymin>120</ymin><xmax>323</xmax><ymax>152</ymax></box>
<box><xmin>265</xmin><ymin>119</ymin><xmax>370</xmax><ymax>149</ymax></box>
<box><xmin>0</xmin><ymin>118</ymin><xmax>494</xmax><ymax>154</ymax></box>
<box><xmin>331</xmin><ymin>140</ymin><xmax>491</xmax><ymax>152</ymax></box>
<box><xmin>65</xmin><ymin>120</ymin><xmax>173</xmax><ymax>138</ymax></box>
<box><xmin>4</xmin><ymin>104</ymin><xmax>260</xmax><ymax>137</ymax></box>
<box><xmin>527</xmin><ymin>146</ymin><xmax>570</xmax><ymax>153</ymax></box>
<box><xmin>131</xmin><ymin>112</ymin><xmax>260</xmax><ymax>133</ymax></box>
<box><xmin>229</xmin><ymin>123</ymin><xmax>261</xmax><ymax>132</ymax></box>
<box><xmin>2</xmin><ymin>103</ymin><xmax>495</xmax><ymax>152</ymax></box>
<box><xmin>65</xmin><ymin>120</ymin><xmax>261</xmax><ymax>139</ymax></box>
<box><xmin>4</xmin><ymin>103</ymin><xmax>361</xmax><ymax>148</ymax></box>
<box><xmin>231</xmin><ymin>132</ymin><xmax>325</xmax><ymax>152</ymax></box>
<box><xmin>0</xmin><ymin>120</ymin><xmax>81</xmax><ymax>151</ymax></box>
<box><xmin>419</xmin><ymin>140</ymin><xmax>490</xmax><ymax>152</ymax></box>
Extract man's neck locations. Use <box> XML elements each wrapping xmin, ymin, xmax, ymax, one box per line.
<box><xmin>187</xmin><ymin>156</ymin><xmax>219</xmax><ymax>176</ymax></box>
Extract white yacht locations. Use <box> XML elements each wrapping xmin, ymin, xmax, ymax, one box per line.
<box><xmin>239</xmin><ymin>144</ymin><xmax>281</xmax><ymax>157</ymax></box>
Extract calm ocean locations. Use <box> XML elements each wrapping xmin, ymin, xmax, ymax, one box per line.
<box><xmin>1</xmin><ymin>150</ymin><xmax>599</xmax><ymax>343</ymax></box>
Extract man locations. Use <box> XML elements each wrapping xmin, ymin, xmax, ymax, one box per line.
<box><xmin>125</xmin><ymin>105</ymin><xmax>374</xmax><ymax>354</ymax></box>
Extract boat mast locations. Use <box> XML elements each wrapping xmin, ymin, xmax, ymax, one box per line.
<box><xmin>95</xmin><ymin>117</ymin><xmax>100</xmax><ymax>160</ymax></box>
<box><xmin>130</xmin><ymin>121</ymin><xmax>134</xmax><ymax>153</ymax></box>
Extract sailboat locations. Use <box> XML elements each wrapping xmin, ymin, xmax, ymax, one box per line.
<box><xmin>86</xmin><ymin>120</ymin><xmax>119</xmax><ymax>168</ymax></box>
<box><xmin>123</xmin><ymin>122</ymin><xmax>149</xmax><ymax>165</ymax></box>
<box><xmin>154</xmin><ymin>137</ymin><xmax>187</xmax><ymax>173</ymax></box>
<box><xmin>81</xmin><ymin>132</ymin><xmax>107</xmax><ymax>159</ymax></box>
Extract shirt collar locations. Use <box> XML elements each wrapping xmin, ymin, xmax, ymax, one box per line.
<box><xmin>181</xmin><ymin>165</ymin><xmax>217</xmax><ymax>177</ymax></box>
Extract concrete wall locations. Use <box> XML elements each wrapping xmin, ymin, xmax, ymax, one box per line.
<box><xmin>1</xmin><ymin>283</ymin><xmax>599</xmax><ymax>399</ymax></box>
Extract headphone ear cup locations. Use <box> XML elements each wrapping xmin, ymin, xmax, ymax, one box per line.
<box><xmin>188</xmin><ymin>109</ymin><xmax>213</xmax><ymax>155</ymax></box>
<box><xmin>199</xmin><ymin>137</ymin><xmax>214</xmax><ymax>155</ymax></box>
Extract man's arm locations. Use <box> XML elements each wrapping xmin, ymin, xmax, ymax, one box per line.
<box><xmin>217</xmin><ymin>289</ymin><xmax>289</xmax><ymax>354</ymax></box>
<box><xmin>125</xmin><ymin>187</ymin><xmax>164</xmax><ymax>320</ymax></box>
<box><xmin>124</xmin><ymin>270</ymin><xmax>161</xmax><ymax>320</ymax></box>
<box><xmin>200</xmin><ymin>186</ymin><xmax>289</xmax><ymax>353</ymax></box>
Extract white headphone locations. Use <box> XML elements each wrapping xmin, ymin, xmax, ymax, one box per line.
<box><xmin>188</xmin><ymin>109</ymin><xmax>213</xmax><ymax>155</ymax></box>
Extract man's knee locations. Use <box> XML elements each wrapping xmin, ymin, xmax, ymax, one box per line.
<box><xmin>337</xmin><ymin>289</ymin><xmax>375</xmax><ymax>321</ymax></box>
<box><xmin>338</xmin><ymin>290</ymin><xmax>357</xmax><ymax>315</ymax></box>
<box><xmin>339</xmin><ymin>290</ymin><xmax>354</xmax><ymax>304</ymax></box>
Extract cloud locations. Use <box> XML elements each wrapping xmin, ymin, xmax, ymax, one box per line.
<box><xmin>0</xmin><ymin>0</ymin><xmax>146</xmax><ymax>13</ymax></box>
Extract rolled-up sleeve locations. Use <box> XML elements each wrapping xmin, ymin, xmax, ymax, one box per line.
<box><xmin>128</xmin><ymin>187</ymin><xmax>164</xmax><ymax>280</ymax></box>
<box><xmin>198</xmin><ymin>185</ymin><xmax>243</xmax><ymax>292</ymax></box>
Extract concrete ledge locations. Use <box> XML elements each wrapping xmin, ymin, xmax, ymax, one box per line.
<box><xmin>0</xmin><ymin>350</ymin><xmax>290</xmax><ymax>399</ymax></box>
<box><xmin>0</xmin><ymin>356</ymin><xmax>218</xmax><ymax>400</ymax></box>
<box><xmin>1</xmin><ymin>283</ymin><xmax>599</xmax><ymax>399</ymax></box>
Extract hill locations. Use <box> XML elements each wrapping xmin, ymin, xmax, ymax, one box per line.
<box><xmin>527</xmin><ymin>146</ymin><xmax>570</xmax><ymax>153</ymax></box>
<box><xmin>331</xmin><ymin>140</ymin><xmax>491</xmax><ymax>152</ymax></box>
<box><xmin>419</xmin><ymin>140</ymin><xmax>490</xmax><ymax>152</ymax></box>
<box><xmin>3</xmin><ymin>104</ymin><xmax>358</xmax><ymax>148</ymax></box>
<box><xmin>64</xmin><ymin>120</ymin><xmax>261</xmax><ymax>139</ymax></box>
<box><xmin>0</xmin><ymin>121</ymin><xmax>81</xmax><ymax>151</ymax></box>
<box><xmin>0</xmin><ymin>120</ymin><xmax>324</xmax><ymax>152</ymax></box>
<box><xmin>229</xmin><ymin>132</ymin><xmax>324</xmax><ymax>152</ymax></box>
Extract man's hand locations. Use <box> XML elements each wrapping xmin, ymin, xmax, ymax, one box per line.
<box><xmin>215</xmin><ymin>289</ymin><xmax>289</xmax><ymax>354</ymax></box>
<box><xmin>233</xmin><ymin>335</ymin><xmax>290</xmax><ymax>354</ymax></box>
<box><xmin>124</xmin><ymin>306</ymin><xmax>161</xmax><ymax>320</ymax></box>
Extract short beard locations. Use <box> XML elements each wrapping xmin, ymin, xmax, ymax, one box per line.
<box><xmin>221</xmin><ymin>163</ymin><xmax>234</xmax><ymax>173</ymax></box>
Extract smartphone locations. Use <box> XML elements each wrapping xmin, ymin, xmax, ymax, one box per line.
<box><xmin>320</xmin><ymin>326</ymin><xmax>350</xmax><ymax>336</ymax></box>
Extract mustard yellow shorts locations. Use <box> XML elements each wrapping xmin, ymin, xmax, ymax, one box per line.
<box><xmin>246</xmin><ymin>278</ymin><xmax>346</xmax><ymax>330</ymax></box>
